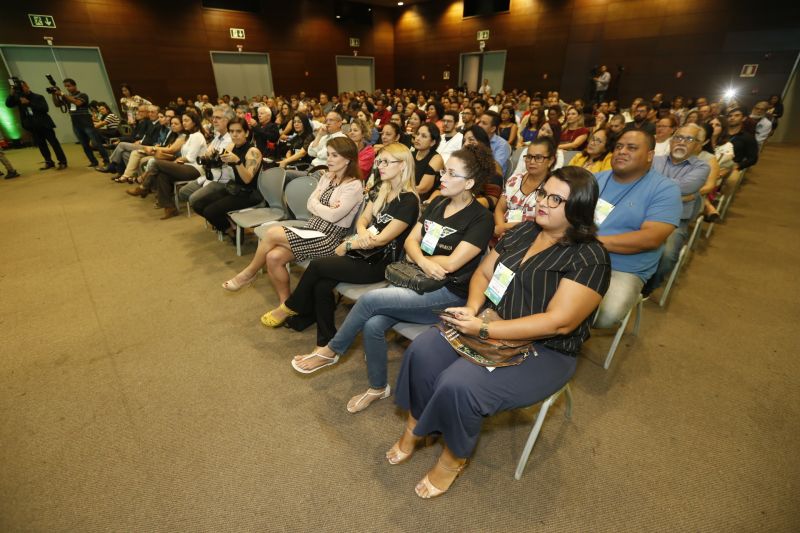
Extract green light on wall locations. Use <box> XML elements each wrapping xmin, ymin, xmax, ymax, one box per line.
<box><xmin>0</xmin><ymin>83</ymin><xmax>23</xmax><ymax>141</ymax></box>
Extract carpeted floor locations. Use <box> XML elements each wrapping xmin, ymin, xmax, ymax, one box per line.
<box><xmin>1</xmin><ymin>142</ymin><xmax>798</xmax><ymax>532</ymax></box>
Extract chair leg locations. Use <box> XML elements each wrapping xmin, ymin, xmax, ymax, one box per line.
<box><xmin>604</xmin><ymin>305</ymin><xmax>633</xmax><ymax>370</ymax></box>
<box><xmin>633</xmin><ymin>296</ymin><xmax>644</xmax><ymax>336</ymax></box>
<box><xmin>514</xmin><ymin>390</ymin><xmax>561</xmax><ymax>480</ymax></box>
<box><xmin>659</xmin><ymin>245</ymin><xmax>687</xmax><ymax>308</ymax></box>
<box><xmin>563</xmin><ymin>383</ymin><xmax>573</xmax><ymax>419</ymax></box>
<box><xmin>687</xmin><ymin>216</ymin><xmax>703</xmax><ymax>251</ymax></box>
<box><xmin>236</xmin><ymin>227</ymin><xmax>242</xmax><ymax>257</ymax></box>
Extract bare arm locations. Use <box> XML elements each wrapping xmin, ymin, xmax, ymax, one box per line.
<box><xmin>597</xmin><ymin>220</ymin><xmax>675</xmax><ymax>254</ymax></box>
<box><xmin>558</xmin><ymin>132</ymin><xmax>588</xmax><ymax>150</ymax></box>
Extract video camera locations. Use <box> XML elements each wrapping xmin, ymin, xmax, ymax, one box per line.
<box><xmin>8</xmin><ymin>76</ymin><xmax>24</xmax><ymax>94</ymax></box>
<box><xmin>45</xmin><ymin>74</ymin><xmax>60</xmax><ymax>94</ymax></box>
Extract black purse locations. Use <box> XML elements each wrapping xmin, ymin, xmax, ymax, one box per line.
<box><xmin>385</xmin><ymin>260</ymin><xmax>448</xmax><ymax>294</ymax></box>
<box><xmin>347</xmin><ymin>246</ymin><xmax>390</xmax><ymax>265</ymax></box>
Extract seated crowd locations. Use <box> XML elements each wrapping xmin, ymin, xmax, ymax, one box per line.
<box><xmin>99</xmin><ymin>82</ymin><xmax>774</xmax><ymax>499</ymax></box>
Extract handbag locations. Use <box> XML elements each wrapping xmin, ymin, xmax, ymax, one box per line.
<box><xmin>436</xmin><ymin>309</ymin><xmax>536</xmax><ymax>367</ymax></box>
<box><xmin>385</xmin><ymin>260</ymin><xmax>448</xmax><ymax>294</ymax></box>
<box><xmin>347</xmin><ymin>245</ymin><xmax>391</xmax><ymax>265</ymax></box>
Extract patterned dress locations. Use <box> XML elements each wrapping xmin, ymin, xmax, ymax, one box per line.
<box><xmin>284</xmin><ymin>182</ymin><xmax>350</xmax><ymax>261</ymax></box>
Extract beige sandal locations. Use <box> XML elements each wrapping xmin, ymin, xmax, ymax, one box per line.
<box><xmin>347</xmin><ymin>386</ymin><xmax>391</xmax><ymax>414</ymax></box>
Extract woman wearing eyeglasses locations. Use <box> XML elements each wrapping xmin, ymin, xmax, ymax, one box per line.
<box><xmin>290</xmin><ymin>144</ymin><xmax>494</xmax><ymax>414</ymax></box>
<box><xmin>389</xmin><ymin>166</ymin><xmax>610</xmax><ymax>499</ymax></box>
<box><xmin>566</xmin><ymin>128</ymin><xmax>613</xmax><ymax>174</ymax></box>
<box><xmin>264</xmin><ymin>143</ymin><xmax>419</xmax><ymax>346</ymax></box>
<box><xmin>494</xmin><ymin>137</ymin><xmax>556</xmax><ymax>239</ymax></box>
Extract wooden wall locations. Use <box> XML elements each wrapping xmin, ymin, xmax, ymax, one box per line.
<box><xmin>0</xmin><ymin>0</ymin><xmax>394</xmax><ymax>103</ymax></box>
<box><xmin>393</xmin><ymin>0</ymin><xmax>800</xmax><ymax>105</ymax></box>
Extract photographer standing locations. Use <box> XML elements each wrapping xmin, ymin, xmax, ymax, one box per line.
<box><xmin>51</xmin><ymin>78</ymin><xmax>110</xmax><ymax>167</ymax></box>
<box><xmin>5</xmin><ymin>79</ymin><xmax>66</xmax><ymax>170</ymax></box>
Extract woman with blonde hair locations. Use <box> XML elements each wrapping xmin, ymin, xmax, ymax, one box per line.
<box><xmin>266</xmin><ymin>143</ymin><xmax>420</xmax><ymax>351</ymax></box>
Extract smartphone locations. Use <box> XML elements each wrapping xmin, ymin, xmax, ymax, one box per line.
<box><xmin>432</xmin><ymin>308</ymin><xmax>458</xmax><ymax>318</ymax></box>
<box><xmin>245</xmin><ymin>112</ymin><xmax>252</xmax><ymax>122</ymax></box>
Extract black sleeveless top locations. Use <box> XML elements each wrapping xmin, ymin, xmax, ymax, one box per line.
<box><xmin>414</xmin><ymin>149</ymin><xmax>438</xmax><ymax>200</ymax></box>
<box><xmin>231</xmin><ymin>142</ymin><xmax>260</xmax><ymax>189</ymax></box>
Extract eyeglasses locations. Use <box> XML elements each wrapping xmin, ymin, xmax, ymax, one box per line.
<box><xmin>588</xmin><ymin>136</ymin><xmax>606</xmax><ymax>144</ymax></box>
<box><xmin>438</xmin><ymin>168</ymin><xmax>469</xmax><ymax>179</ymax></box>
<box><xmin>523</xmin><ymin>154</ymin><xmax>550</xmax><ymax>163</ymax></box>
<box><xmin>535</xmin><ymin>188</ymin><xmax>568</xmax><ymax>208</ymax></box>
<box><xmin>672</xmin><ymin>134</ymin><xmax>698</xmax><ymax>144</ymax></box>
<box><xmin>375</xmin><ymin>159</ymin><xmax>402</xmax><ymax>167</ymax></box>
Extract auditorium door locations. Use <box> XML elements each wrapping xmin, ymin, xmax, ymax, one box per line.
<box><xmin>459</xmin><ymin>51</ymin><xmax>506</xmax><ymax>93</ymax></box>
<box><xmin>210</xmin><ymin>52</ymin><xmax>275</xmax><ymax>101</ymax></box>
<box><xmin>336</xmin><ymin>56</ymin><xmax>375</xmax><ymax>94</ymax></box>
<box><xmin>0</xmin><ymin>45</ymin><xmax>116</xmax><ymax>143</ymax></box>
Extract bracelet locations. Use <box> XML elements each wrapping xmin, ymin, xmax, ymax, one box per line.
<box><xmin>345</xmin><ymin>240</ymin><xmax>352</xmax><ymax>252</ymax></box>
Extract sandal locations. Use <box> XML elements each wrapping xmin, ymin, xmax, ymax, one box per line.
<box><xmin>386</xmin><ymin>426</ymin><xmax>431</xmax><ymax>465</ymax></box>
<box><xmin>290</xmin><ymin>352</ymin><xmax>340</xmax><ymax>374</ymax></box>
<box><xmin>415</xmin><ymin>460</ymin><xmax>467</xmax><ymax>499</ymax></box>
<box><xmin>260</xmin><ymin>303</ymin><xmax>298</xmax><ymax>327</ymax></box>
<box><xmin>222</xmin><ymin>271</ymin><xmax>258</xmax><ymax>292</ymax></box>
<box><xmin>347</xmin><ymin>386</ymin><xmax>391</xmax><ymax>414</ymax></box>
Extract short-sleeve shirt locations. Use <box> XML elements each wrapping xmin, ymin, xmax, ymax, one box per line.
<box><xmin>418</xmin><ymin>196</ymin><xmax>494</xmax><ymax>297</ymax></box>
<box><xmin>67</xmin><ymin>91</ymin><xmax>92</xmax><ymax>128</ymax></box>
<box><xmin>595</xmin><ymin>169</ymin><xmax>682</xmax><ymax>281</ymax></box>
<box><xmin>372</xmin><ymin>191</ymin><xmax>419</xmax><ymax>262</ymax></box>
<box><xmin>502</xmin><ymin>173</ymin><xmax>539</xmax><ymax>222</ymax></box>
<box><xmin>560</xmin><ymin>127</ymin><xmax>589</xmax><ymax>150</ymax></box>
<box><xmin>492</xmin><ymin>222</ymin><xmax>610</xmax><ymax>355</ymax></box>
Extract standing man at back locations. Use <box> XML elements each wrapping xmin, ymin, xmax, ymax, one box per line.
<box><xmin>593</xmin><ymin>129</ymin><xmax>682</xmax><ymax>328</ymax></box>
<box><xmin>51</xmin><ymin>78</ymin><xmax>110</xmax><ymax>167</ymax></box>
<box><xmin>6</xmin><ymin>79</ymin><xmax>66</xmax><ymax>170</ymax></box>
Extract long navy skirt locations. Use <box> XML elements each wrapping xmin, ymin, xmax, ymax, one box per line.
<box><xmin>394</xmin><ymin>328</ymin><xmax>577</xmax><ymax>458</ymax></box>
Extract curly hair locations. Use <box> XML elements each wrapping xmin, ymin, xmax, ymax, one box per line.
<box><xmin>448</xmin><ymin>143</ymin><xmax>494</xmax><ymax>194</ymax></box>
<box><xmin>548</xmin><ymin>166</ymin><xmax>599</xmax><ymax>244</ymax></box>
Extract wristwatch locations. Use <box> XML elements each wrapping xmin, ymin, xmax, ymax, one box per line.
<box><xmin>479</xmin><ymin>316</ymin><xmax>490</xmax><ymax>340</ymax></box>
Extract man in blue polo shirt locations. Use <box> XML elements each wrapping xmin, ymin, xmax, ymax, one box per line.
<box><xmin>593</xmin><ymin>129</ymin><xmax>682</xmax><ymax>328</ymax></box>
<box><xmin>645</xmin><ymin>123</ymin><xmax>710</xmax><ymax>292</ymax></box>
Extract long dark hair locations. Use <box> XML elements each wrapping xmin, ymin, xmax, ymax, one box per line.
<box><xmin>327</xmin><ymin>136</ymin><xmax>362</xmax><ymax>180</ymax></box>
<box><xmin>182</xmin><ymin>110</ymin><xmax>202</xmax><ymax>134</ymax></box>
<box><xmin>549</xmin><ymin>166</ymin><xmax>599</xmax><ymax>244</ymax></box>
<box><xmin>293</xmin><ymin>112</ymin><xmax>314</xmax><ymax>140</ymax></box>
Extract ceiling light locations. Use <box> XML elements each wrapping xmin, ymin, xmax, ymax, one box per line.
<box><xmin>397</xmin><ymin>2</ymin><xmax>404</xmax><ymax>5</ymax></box>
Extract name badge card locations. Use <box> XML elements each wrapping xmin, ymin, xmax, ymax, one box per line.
<box><xmin>368</xmin><ymin>225</ymin><xmax>379</xmax><ymax>236</ymax></box>
<box><xmin>484</xmin><ymin>262</ymin><xmax>516</xmax><ymax>305</ymax></box>
<box><xmin>506</xmin><ymin>209</ymin><xmax>523</xmax><ymax>223</ymax></box>
<box><xmin>69</xmin><ymin>103</ymin><xmax>77</xmax><ymax>112</ymax></box>
<box><xmin>594</xmin><ymin>198</ymin><xmax>615</xmax><ymax>226</ymax></box>
<box><xmin>421</xmin><ymin>221</ymin><xmax>444</xmax><ymax>254</ymax></box>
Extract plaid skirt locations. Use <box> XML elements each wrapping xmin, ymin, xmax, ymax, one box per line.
<box><xmin>284</xmin><ymin>216</ymin><xmax>349</xmax><ymax>261</ymax></box>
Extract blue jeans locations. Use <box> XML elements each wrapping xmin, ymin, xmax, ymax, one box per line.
<box><xmin>328</xmin><ymin>285</ymin><xmax>465</xmax><ymax>389</ymax></box>
<box><xmin>73</xmin><ymin>123</ymin><xmax>109</xmax><ymax>165</ymax></box>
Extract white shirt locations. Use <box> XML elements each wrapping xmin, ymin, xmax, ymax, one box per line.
<box><xmin>191</xmin><ymin>132</ymin><xmax>233</xmax><ymax>184</ymax></box>
<box><xmin>436</xmin><ymin>132</ymin><xmax>463</xmax><ymax>164</ymax></box>
<box><xmin>478</xmin><ymin>84</ymin><xmax>491</xmax><ymax>95</ymax></box>
<box><xmin>308</xmin><ymin>130</ymin><xmax>346</xmax><ymax>167</ymax></box>
<box><xmin>595</xmin><ymin>72</ymin><xmax>611</xmax><ymax>91</ymax></box>
<box><xmin>654</xmin><ymin>139</ymin><xmax>671</xmax><ymax>157</ymax></box>
<box><xmin>753</xmin><ymin>116</ymin><xmax>772</xmax><ymax>145</ymax></box>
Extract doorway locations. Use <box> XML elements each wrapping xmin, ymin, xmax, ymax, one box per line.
<box><xmin>0</xmin><ymin>45</ymin><xmax>117</xmax><ymax>143</ymax></box>
<box><xmin>459</xmin><ymin>51</ymin><xmax>507</xmax><ymax>93</ymax></box>
<box><xmin>209</xmin><ymin>52</ymin><xmax>274</xmax><ymax>101</ymax></box>
<box><xmin>335</xmin><ymin>56</ymin><xmax>375</xmax><ymax>94</ymax></box>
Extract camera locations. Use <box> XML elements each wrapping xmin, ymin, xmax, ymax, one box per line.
<box><xmin>8</xmin><ymin>76</ymin><xmax>24</xmax><ymax>94</ymax></box>
<box><xmin>197</xmin><ymin>152</ymin><xmax>225</xmax><ymax>169</ymax></box>
<box><xmin>45</xmin><ymin>74</ymin><xmax>60</xmax><ymax>94</ymax></box>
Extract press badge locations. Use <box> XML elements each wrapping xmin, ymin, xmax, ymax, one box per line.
<box><xmin>421</xmin><ymin>221</ymin><xmax>444</xmax><ymax>254</ymax></box>
<box><xmin>368</xmin><ymin>225</ymin><xmax>379</xmax><ymax>236</ymax></box>
<box><xmin>484</xmin><ymin>262</ymin><xmax>515</xmax><ymax>305</ymax></box>
<box><xmin>507</xmin><ymin>209</ymin><xmax>523</xmax><ymax>223</ymax></box>
<box><xmin>69</xmin><ymin>104</ymin><xmax>77</xmax><ymax>112</ymax></box>
<box><xmin>594</xmin><ymin>198</ymin><xmax>615</xmax><ymax>226</ymax></box>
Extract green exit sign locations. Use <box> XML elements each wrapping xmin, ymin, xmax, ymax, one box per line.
<box><xmin>28</xmin><ymin>14</ymin><xmax>56</xmax><ymax>28</ymax></box>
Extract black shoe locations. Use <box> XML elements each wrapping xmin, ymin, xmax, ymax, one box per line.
<box><xmin>4</xmin><ymin>170</ymin><xmax>21</xmax><ymax>179</ymax></box>
<box><xmin>95</xmin><ymin>165</ymin><xmax>110</xmax><ymax>173</ymax></box>
<box><xmin>57</xmin><ymin>162</ymin><xmax>67</xmax><ymax>170</ymax></box>
<box><xmin>40</xmin><ymin>162</ymin><xmax>56</xmax><ymax>170</ymax></box>
<box><xmin>703</xmin><ymin>212</ymin><xmax>720</xmax><ymax>223</ymax></box>
<box><xmin>88</xmin><ymin>162</ymin><xmax>99</xmax><ymax>167</ymax></box>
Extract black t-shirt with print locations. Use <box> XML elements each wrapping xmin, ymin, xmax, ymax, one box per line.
<box><xmin>66</xmin><ymin>91</ymin><xmax>93</xmax><ymax>128</ymax></box>
<box><xmin>417</xmin><ymin>195</ymin><xmax>494</xmax><ymax>297</ymax></box>
<box><xmin>372</xmin><ymin>191</ymin><xmax>419</xmax><ymax>262</ymax></box>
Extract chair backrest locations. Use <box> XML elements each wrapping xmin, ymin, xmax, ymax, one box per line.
<box><xmin>506</xmin><ymin>146</ymin><xmax>527</xmax><ymax>181</ymax></box>
<box><xmin>284</xmin><ymin>175</ymin><xmax>318</xmax><ymax>221</ymax></box>
<box><xmin>563</xmin><ymin>150</ymin><xmax>580</xmax><ymax>166</ymax></box>
<box><xmin>348</xmin><ymin>196</ymin><xmax>368</xmax><ymax>235</ymax></box>
<box><xmin>258</xmin><ymin>167</ymin><xmax>286</xmax><ymax>210</ymax></box>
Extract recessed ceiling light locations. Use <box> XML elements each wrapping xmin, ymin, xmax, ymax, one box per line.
<box><xmin>397</xmin><ymin>2</ymin><xmax>404</xmax><ymax>5</ymax></box>
<box><xmin>336</xmin><ymin>15</ymin><xmax>341</xmax><ymax>18</ymax></box>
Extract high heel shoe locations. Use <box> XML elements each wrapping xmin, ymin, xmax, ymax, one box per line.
<box><xmin>222</xmin><ymin>271</ymin><xmax>258</xmax><ymax>292</ymax></box>
<box><xmin>160</xmin><ymin>206</ymin><xmax>179</xmax><ymax>220</ymax></box>
<box><xmin>126</xmin><ymin>186</ymin><xmax>149</xmax><ymax>198</ymax></box>
<box><xmin>386</xmin><ymin>426</ymin><xmax>434</xmax><ymax>465</ymax></box>
<box><xmin>415</xmin><ymin>459</ymin><xmax>468</xmax><ymax>499</ymax></box>
<box><xmin>260</xmin><ymin>303</ymin><xmax>298</xmax><ymax>327</ymax></box>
